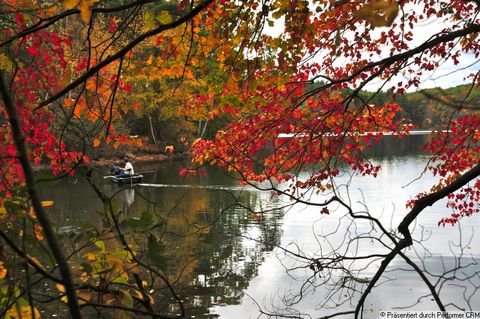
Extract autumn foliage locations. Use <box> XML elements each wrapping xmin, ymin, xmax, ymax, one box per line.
<box><xmin>0</xmin><ymin>0</ymin><xmax>480</xmax><ymax>317</ymax></box>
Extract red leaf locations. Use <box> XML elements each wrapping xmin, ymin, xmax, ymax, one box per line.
<box><xmin>27</xmin><ymin>46</ymin><xmax>38</xmax><ymax>57</ymax></box>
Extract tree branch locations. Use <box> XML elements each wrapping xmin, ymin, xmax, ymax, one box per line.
<box><xmin>37</xmin><ymin>0</ymin><xmax>215</xmax><ymax>109</ymax></box>
<box><xmin>355</xmin><ymin>163</ymin><xmax>480</xmax><ymax>318</ymax></box>
<box><xmin>0</xmin><ymin>70</ymin><xmax>82</xmax><ymax>319</ymax></box>
<box><xmin>300</xmin><ymin>24</ymin><xmax>480</xmax><ymax>105</ymax></box>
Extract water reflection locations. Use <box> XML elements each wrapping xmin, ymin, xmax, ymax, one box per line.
<box><xmin>119</xmin><ymin>188</ymin><xmax>135</xmax><ymax>209</ymax></box>
<box><xmin>364</xmin><ymin>134</ymin><xmax>430</xmax><ymax>158</ymax></box>
<box><xmin>39</xmin><ymin>163</ymin><xmax>285</xmax><ymax>318</ymax></box>
<box><xmin>37</xmin><ymin>135</ymin><xmax>480</xmax><ymax>318</ymax></box>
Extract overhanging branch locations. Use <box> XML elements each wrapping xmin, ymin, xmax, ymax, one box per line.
<box><xmin>0</xmin><ymin>70</ymin><xmax>82</xmax><ymax>319</ymax></box>
<box><xmin>37</xmin><ymin>0</ymin><xmax>214</xmax><ymax>109</ymax></box>
<box><xmin>355</xmin><ymin>162</ymin><xmax>480</xmax><ymax>318</ymax></box>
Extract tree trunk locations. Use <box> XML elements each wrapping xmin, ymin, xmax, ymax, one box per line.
<box><xmin>148</xmin><ymin>114</ymin><xmax>157</xmax><ymax>144</ymax></box>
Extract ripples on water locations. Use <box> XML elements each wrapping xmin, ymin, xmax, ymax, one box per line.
<box><xmin>38</xmin><ymin>136</ymin><xmax>480</xmax><ymax>318</ymax></box>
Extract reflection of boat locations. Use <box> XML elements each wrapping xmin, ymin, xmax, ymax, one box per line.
<box><xmin>111</xmin><ymin>174</ymin><xmax>143</xmax><ymax>184</ymax></box>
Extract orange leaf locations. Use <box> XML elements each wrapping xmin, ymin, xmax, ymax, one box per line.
<box><xmin>64</xmin><ymin>98</ymin><xmax>73</xmax><ymax>107</ymax></box>
<box><xmin>86</xmin><ymin>77</ymin><xmax>97</xmax><ymax>91</ymax></box>
<box><xmin>34</xmin><ymin>224</ymin><xmax>44</xmax><ymax>240</ymax></box>
<box><xmin>63</xmin><ymin>0</ymin><xmax>80</xmax><ymax>9</ymax></box>
<box><xmin>41</xmin><ymin>200</ymin><xmax>54</xmax><ymax>207</ymax></box>
<box><xmin>354</xmin><ymin>0</ymin><xmax>399</xmax><ymax>27</ymax></box>
<box><xmin>74</xmin><ymin>100</ymin><xmax>87</xmax><ymax>117</ymax></box>
<box><xmin>93</xmin><ymin>138</ymin><xmax>101</xmax><ymax>148</ymax></box>
<box><xmin>0</xmin><ymin>261</ymin><xmax>7</xmax><ymax>279</ymax></box>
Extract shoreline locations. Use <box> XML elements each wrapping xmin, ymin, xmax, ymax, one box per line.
<box><xmin>90</xmin><ymin>153</ymin><xmax>171</xmax><ymax>168</ymax></box>
<box><xmin>33</xmin><ymin>152</ymin><xmax>189</xmax><ymax>173</ymax></box>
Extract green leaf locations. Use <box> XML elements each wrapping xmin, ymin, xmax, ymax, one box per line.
<box><xmin>110</xmin><ymin>198</ymin><xmax>120</xmax><ymax>214</ymax></box>
<box><xmin>147</xmin><ymin>235</ymin><xmax>165</xmax><ymax>269</ymax></box>
<box><xmin>0</xmin><ymin>54</ymin><xmax>12</xmax><ymax>70</ymax></box>
<box><xmin>4</xmin><ymin>201</ymin><xmax>22</xmax><ymax>214</ymax></box>
<box><xmin>95</xmin><ymin>240</ymin><xmax>106</xmax><ymax>252</ymax></box>
<box><xmin>127</xmin><ymin>211</ymin><xmax>154</xmax><ymax>230</ymax></box>
<box><xmin>112</xmin><ymin>277</ymin><xmax>128</xmax><ymax>285</ymax></box>
<box><xmin>144</xmin><ymin>11</ymin><xmax>156</xmax><ymax>28</ymax></box>
<box><xmin>272</xmin><ymin>10</ymin><xmax>283</xmax><ymax>19</ymax></box>
<box><xmin>156</xmin><ymin>11</ymin><xmax>172</xmax><ymax>24</ymax></box>
<box><xmin>119</xmin><ymin>290</ymin><xmax>133</xmax><ymax>308</ymax></box>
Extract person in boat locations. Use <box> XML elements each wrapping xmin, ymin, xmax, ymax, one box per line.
<box><xmin>123</xmin><ymin>158</ymin><xmax>134</xmax><ymax>176</ymax></box>
<box><xmin>112</xmin><ymin>158</ymin><xmax>135</xmax><ymax>178</ymax></box>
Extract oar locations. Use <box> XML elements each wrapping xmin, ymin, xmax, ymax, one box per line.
<box><xmin>103</xmin><ymin>175</ymin><xmax>115</xmax><ymax>179</ymax></box>
<box><xmin>136</xmin><ymin>170</ymin><xmax>155</xmax><ymax>174</ymax></box>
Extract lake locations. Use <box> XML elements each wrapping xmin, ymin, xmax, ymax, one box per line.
<box><xmin>38</xmin><ymin>135</ymin><xmax>480</xmax><ymax>318</ymax></box>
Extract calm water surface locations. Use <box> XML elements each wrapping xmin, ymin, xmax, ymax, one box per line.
<box><xmin>39</xmin><ymin>136</ymin><xmax>480</xmax><ymax>318</ymax></box>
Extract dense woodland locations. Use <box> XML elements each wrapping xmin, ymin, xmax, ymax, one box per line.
<box><xmin>1</xmin><ymin>0</ymin><xmax>480</xmax><ymax>318</ymax></box>
<box><xmin>358</xmin><ymin>84</ymin><xmax>480</xmax><ymax>129</ymax></box>
<box><xmin>105</xmin><ymin>84</ymin><xmax>480</xmax><ymax>158</ymax></box>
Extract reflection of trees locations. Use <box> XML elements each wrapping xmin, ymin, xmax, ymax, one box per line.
<box><xmin>196</xmin><ymin>201</ymin><xmax>283</xmax><ymax>306</ymax></box>
<box><xmin>135</xmin><ymin>185</ymin><xmax>284</xmax><ymax>316</ymax></box>
<box><xmin>37</xmin><ymin>163</ymin><xmax>286</xmax><ymax>318</ymax></box>
<box><xmin>238</xmin><ymin>174</ymin><xmax>480</xmax><ymax>318</ymax></box>
<box><xmin>364</xmin><ymin>134</ymin><xmax>429</xmax><ymax>159</ymax></box>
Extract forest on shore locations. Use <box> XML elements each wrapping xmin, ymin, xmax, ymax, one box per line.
<box><xmin>95</xmin><ymin>83</ymin><xmax>480</xmax><ymax>163</ymax></box>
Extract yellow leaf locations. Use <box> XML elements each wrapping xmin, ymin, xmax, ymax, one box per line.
<box><xmin>64</xmin><ymin>0</ymin><xmax>99</xmax><ymax>23</ymax></box>
<box><xmin>156</xmin><ymin>11</ymin><xmax>172</xmax><ymax>24</ymax></box>
<box><xmin>144</xmin><ymin>11</ymin><xmax>156</xmax><ymax>28</ymax></box>
<box><xmin>41</xmin><ymin>201</ymin><xmax>54</xmax><ymax>207</ymax></box>
<box><xmin>78</xmin><ymin>1</ymin><xmax>93</xmax><ymax>23</ymax></box>
<box><xmin>170</xmin><ymin>64</ymin><xmax>184</xmax><ymax>77</ymax></box>
<box><xmin>56</xmin><ymin>284</ymin><xmax>69</xmax><ymax>303</ymax></box>
<box><xmin>134</xmin><ymin>289</ymin><xmax>155</xmax><ymax>304</ymax></box>
<box><xmin>146</xmin><ymin>55</ymin><xmax>154</xmax><ymax>65</ymax></box>
<box><xmin>355</xmin><ymin>0</ymin><xmax>399</xmax><ymax>27</ymax></box>
<box><xmin>63</xmin><ymin>0</ymin><xmax>80</xmax><ymax>9</ymax></box>
<box><xmin>0</xmin><ymin>54</ymin><xmax>13</xmax><ymax>70</ymax></box>
<box><xmin>93</xmin><ymin>138</ymin><xmax>101</xmax><ymax>148</ymax></box>
<box><xmin>85</xmin><ymin>252</ymin><xmax>97</xmax><ymax>261</ymax></box>
<box><xmin>80</xmin><ymin>272</ymin><xmax>89</xmax><ymax>282</ymax></box>
<box><xmin>107</xmin><ymin>255</ymin><xmax>124</xmax><ymax>271</ymax></box>
<box><xmin>6</xmin><ymin>306</ymin><xmax>41</xmax><ymax>319</ymax></box>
